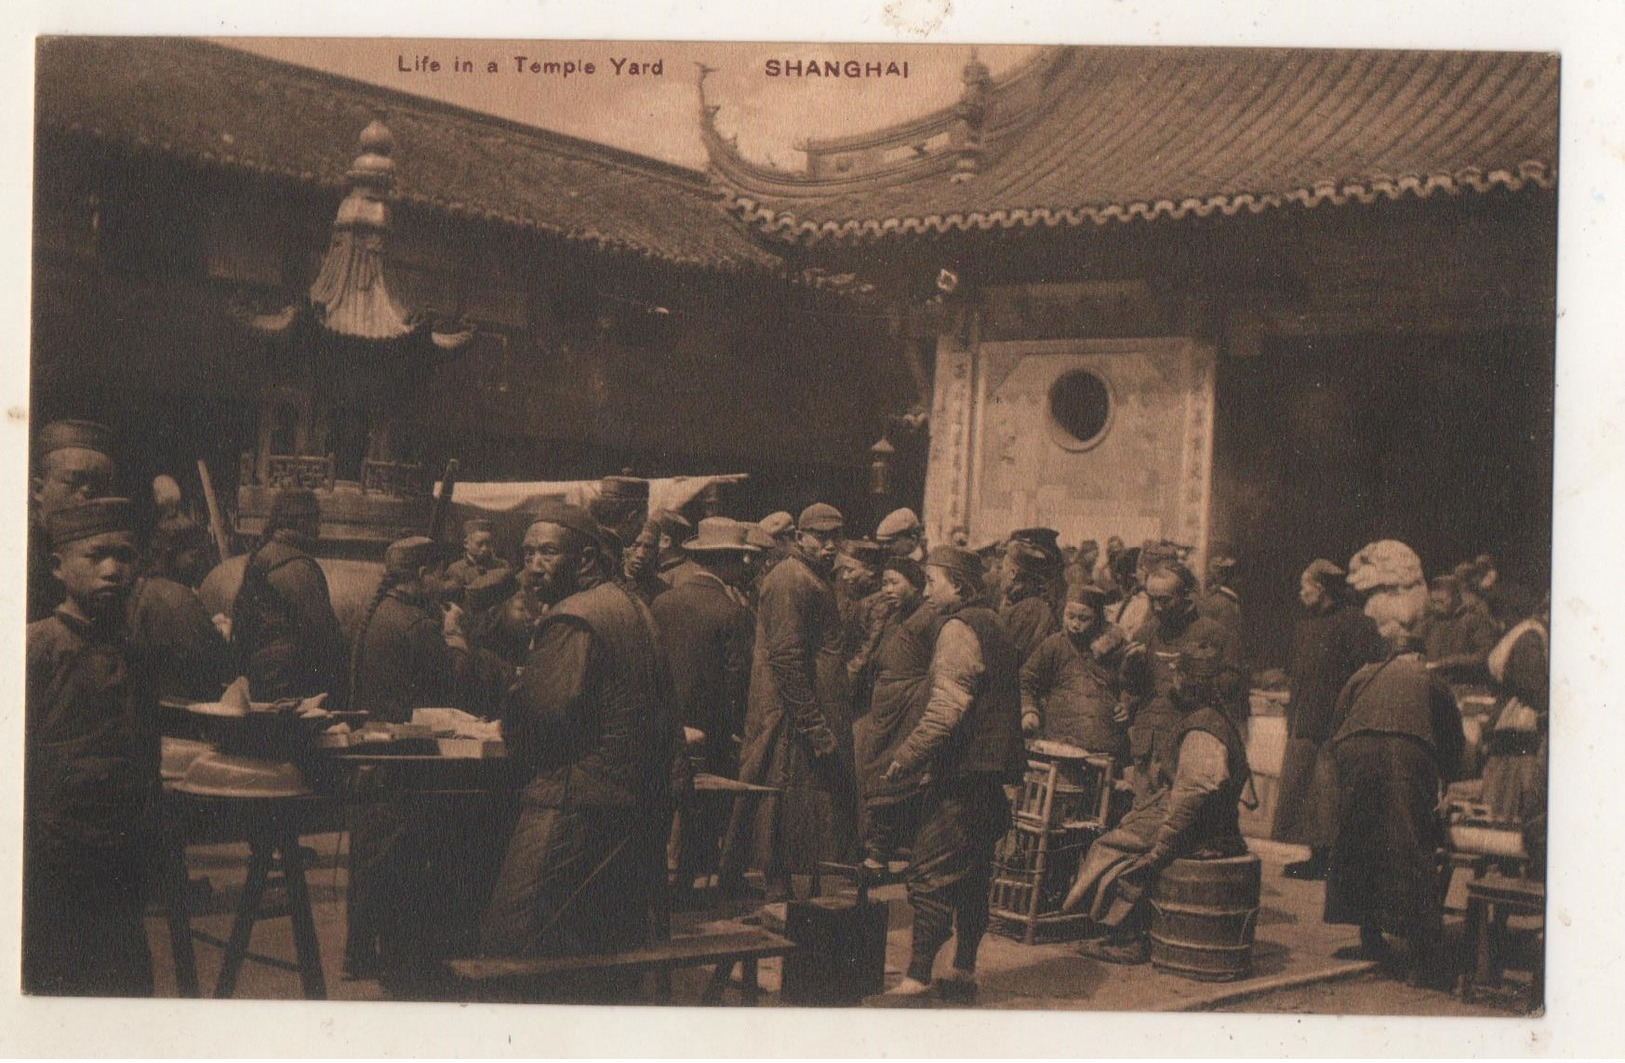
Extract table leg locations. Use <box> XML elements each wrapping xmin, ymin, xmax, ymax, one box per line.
<box><xmin>701</xmin><ymin>960</ymin><xmax>733</xmax><ymax>1005</ymax></box>
<box><xmin>162</xmin><ymin>839</ymin><xmax>200</xmax><ymax>997</ymax></box>
<box><xmin>278</xmin><ymin>830</ymin><xmax>328</xmax><ymax>1000</ymax></box>
<box><xmin>741</xmin><ymin>957</ymin><xmax>760</xmax><ymax>1005</ymax></box>
<box><xmin>215</xmin><ymin>841</ymin><xmax>273</xmax><ymax>998</ymax></box>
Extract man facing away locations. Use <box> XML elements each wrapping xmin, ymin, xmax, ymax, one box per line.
<box><xmin>481</xmin><ymin>503</ymin><xmax>676</xmax><ymax>973</ymax></box>
<box><xmin>24</xmin><ymin>498</ymin><xmax>159</xmax><ymax>996</ymax></box>
<box><xmin>877</xmin><ymin>545</ymin><xmax>1025</xmax><ymax>1004</ymax></box>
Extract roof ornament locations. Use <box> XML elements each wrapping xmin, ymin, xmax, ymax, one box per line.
<box><xmin>232</xmin><ymin>117</ymin><xmax>472</xmax><ymax>355</ymax></box>
<box><xmin>951</xmin><ymin>49</ymin><xmax>993</xmax><ymax>184</ymax></box>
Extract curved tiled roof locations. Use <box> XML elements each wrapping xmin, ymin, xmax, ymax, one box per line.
<box><xmin>37</xmin><ymin>37</ymin><xmax>780</xmax><ymax>272</ymax></box>
<box><xmin>707</xmin><ymin>47</ymin><xmax>1559</xmax><ymax>244</ymax></box>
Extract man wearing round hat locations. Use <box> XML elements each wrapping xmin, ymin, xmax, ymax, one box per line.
<box><xmin>29</xmin><ymin>419</ymin><xmax>117</xmax><ymax>622</ymax></box>
<box><xmin>446</xmin><ymin>518</ymin><xmax>511</xmax><ymax>594</ymax></box>
<box><xmin>483</xmin><ymin>502</ymin><xmax>677</xmax><ymax>964</ymax></box>
<box><xmin>652</xmin><ymin>518</ymin><xmax>760</xmax><ymax>898</ymax></box>
<box><xmin>878</xmin><ymin>545</ymin><xmax>1024</xmax><ymax>1002</ymax></box>
<box><xmin>345</xmin><ymin>535</ymin><xmax>469</xmax><ymax>980</ymax></box>
<box><xmin>998</xmin><ymin>527</ymin><xmax>1066</xmax><ymax>665</ymax></box>
<box><xmin>1065</xmin><ymin>644</ymin><xmax>1252</xmax><ymax>966</ymax></box>
<box><xmin>876</xmin><ymin>507</ymin><xmax>926</xmax><ymax>563</ymax></box>
<box><xmin>726</xmin><ymin>502</ymin><xmax>859</xmax><ymax>900</ymax></box>
<box><xmin>230</xmin><ymin>487</ymin><xmax>348</xmax><ymax>707</ymax></box>
<box><xmin>24</xmin><ymin>498</ymin><xmax>157</xmax><ymax>996</ymax></box>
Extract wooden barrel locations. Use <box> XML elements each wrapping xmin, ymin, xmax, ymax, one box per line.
<box><xmin>1149</xmin><ymin>853</ymin><xmax>1261</xmax><ymax>982</ymax></box>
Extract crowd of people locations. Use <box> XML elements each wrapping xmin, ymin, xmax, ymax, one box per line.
<box><xmin>23</xmin><ymin>417</ymin><xmax>1550</xmax><ymax>1003</ymax></box>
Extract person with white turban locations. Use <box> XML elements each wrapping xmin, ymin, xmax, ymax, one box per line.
<box><xmin>1321</xmin><ymin>540</ymin><xmax>1465</xmax><ymax>989</ymax></box>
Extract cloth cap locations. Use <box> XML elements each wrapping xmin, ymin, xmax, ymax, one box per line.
<box><xmin>268</xmin><ymin>488</ymin><xmax>321</xmax><ymax>524</ymax></box>
<box><xmin>599</xmin><ymin>475</ymin><xmax>649</xmax><ymax>503</ymax></box>
<box><xmin>759</xmin><ymin>511</ymin><xmax>796</xmax><ymax>538</ymax></box>
<box><xmin>744</xmin><ymin>523</ymin><xmax>776</xmax><ymax>550</ymax></box>
<box><xmin>465</xmin><ymin>568</ymin><xmax>520</xmax><ymax>613</ymax></box>
<box><xmin>875</xmin><ymin>507</ymin><xmax>922</xmax><ymax>541</ymax></box>
<box><xmin>1177</xmin><ymin>642</ymin><xmax>1225</xmax><ymax>684</ymax></box>
<box><xmin>384</xmin><ymin>536</ymin><xmax>448</xmax><ymax>577</ymax></box>
<box><xmin>925</xmin><ymin>544</ymin><xmax>985</xmax><ymax>590</ymax></box>
<box><xmin>1066</xmin><ymin>581</ymin><xmax>1110</xmax><ymax>609</ymax></box>
<box><xmin>36</xmin><ymin>419</ymin><xmax>114</xmax><ymax>460</ymax></box>
<box><xmin>651</xmin><ymin>508</ymin><xmax>692</xmax><ymax>539</ymax></box>
<box><xmin>1140</xmin><ymin>540</ymin><xmax>1181</xmax><ymax>570</ymax></box>
<box><xmin>842</xmin><ymin>539</ymin><xmax>886</xmax><ymax>566</ymax></box>
<box><xmin>882</xmin><ymin>555</ymin><xmax>926</xmax><ymax>590</ymax></box>
<box><xmin>528</xmin><ymin>500</ymin><xmax>607</xmax><ymax>551</ymax></box>
<box><xmin>683</xmin><ymin>517</ymin><xmax>762</xmax><ymax>554</ymax></box>
<box><xmin>1010</xmin><ymin>527</ymin><xmax>1061</xmax><ymax>554</ymax></box>
<box><xmin>462</xmin><ymin>518</ymin><xmax>495</xmax><ymax>537</ymax></box>
<box><xmin>47</xmin><ymin>497</ymin><xmax>135</xmax><ymax>550</ymax></box>
<box><xmin>798</xmin><ymin>503</ymin><xmax>845</xmax><ymax>533</ymax></box>
<box><xmin>1008</xmin><ymin>537</ymin><xmax>1064</xmax><ymax>575</ymax></box>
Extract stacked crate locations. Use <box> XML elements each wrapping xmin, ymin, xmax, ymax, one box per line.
<box><xmin>989</xmin><ymin>743</ymin><xmax>1115</xmax><ymax>945</ymax></box>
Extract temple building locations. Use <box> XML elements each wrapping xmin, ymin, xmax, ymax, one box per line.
<box><xmin>33</xmin><ymin>37</ymin><xmax>916</xmax><ymax>544</ymax></box>
<box><xmin>705</xmin><ymin>46</ymin><xmax>1559</xmax><ymax>662</ymax></box>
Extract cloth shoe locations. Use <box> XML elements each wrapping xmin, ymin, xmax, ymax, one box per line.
<box><xmin>1077</xmin><ymin>933</ymin><xmax>1150</xmax><ymax>965</ymax></box>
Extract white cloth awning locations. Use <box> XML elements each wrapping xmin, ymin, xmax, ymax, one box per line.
<box><xmin>436</xmin><ymin>474</ymin><xmax>748</xmax><ymax>528</ymax></box>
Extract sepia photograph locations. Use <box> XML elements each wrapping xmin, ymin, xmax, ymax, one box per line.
<box><xmin>9</xmin><ymin>2</ymin><xmax>1620</xmax><ymax>1052</ymax></box>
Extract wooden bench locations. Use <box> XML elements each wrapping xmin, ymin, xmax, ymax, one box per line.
<box><xmin>1460</xmin><ymin>874</ymin><xmax>1544</xmax><ymax>1011</ymax></box>
<box><xmin>445</xmin><ymin>921</ymin><xmax>796</xmax><ymax>1005</ymax></box>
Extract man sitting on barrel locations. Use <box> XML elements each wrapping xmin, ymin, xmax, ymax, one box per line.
<box><xmin>1063</xmin><ymin>643</ymin><xmax>1250</xmax><ymax>965</ymax></box>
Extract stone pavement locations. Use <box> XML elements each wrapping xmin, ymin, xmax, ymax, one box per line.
<box><xmin>148</xmin><ymin>834</ymin><xmax>1412</xmax><ymax>1011</ymax></box>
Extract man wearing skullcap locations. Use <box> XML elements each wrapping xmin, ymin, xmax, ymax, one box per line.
<box><xmin>1416</xmin><ymin>574</ymin><xmax>1499</xmax><ymax>682</ymax></box>
<box><xmin>1322</xmin><ymin>541</ymin><xmax>1465</xmax><ymax>988</ymax></box>
<box><xmin>1067</xmin><ymin>644</ymin><xmax>1252</xmax><ymax>966</ymax></box>
<box><xmin>483</xmin><ymin>502</ymin><xmax>677</xmax><ymax>967</ymax></box>
<box><xmin>725</xmin><ymin>501</ymin><xmax>859</xmax><ymax>900</ymax></box>
<box><xmin>752</xmin><ymin>511</ymin><xmax>797</xmax><ymax>590</ymax></box>
<box><xmin>1120</xmin><ymin>563</ymin><xmax>1245</xmax><ymax>802</ymax></box>
<box><xmin>446</xmin><ymin>518</ymin><xmax>511</xmax><ymax>593</ymax></box>
<box><xmin>24</xmin><ymin>498</ymin><xmax>158</xmax><ymax>995</ymax></box>
<box><xmin>29</xmin><ymin>419</ymin><xmax>117</xmax><ymax>622</ymax></box>
<box><xmin>875</xmin><ymin>507</ymin><xmax>926</xmax><ymax>562</ymax></box>
<box><xmin>838</xmin><ymin>539</ymin><xmax>891</xmax><ymax>677</ymax></box>
<box><xmin>1019</xmin><ymin>582</ymin><xmax>1132</xmax><ymax>762</ymax></box>
<box><xmin>877</xmin><ymin>545</ymin><xmax>1023</xmax><ymax>1002</ymax></box>
<box><xmin>1274</xmin><ymin>560</ymin><xmax>1386</xmax><ymax>881</ymax></box>
<box><xmin>997</xmin><ymin>528</ymin><xmax>1066</xmax><ymax>666</ymax></box>
<box><xmin>852</xmin><ymin>554</ymin><xmax>936</xmax><ymax>877</ymax></box>
<box><xmin>652</xmin><ymin>518</ymin><xmax>760</xmax><ymax>898</ymax></box>
<box><xmin>345</xmin><ymin>535</ymin><xmax>470</xmax><ymax>980</ymax></box>
<box><xmin>229</xmin><ymin>488</ymin><xmax>348</xmax><ymax>707</ymax></box>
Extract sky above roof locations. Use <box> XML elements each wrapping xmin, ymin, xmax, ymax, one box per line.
<box><xmin>220</xmin><ymin>39</ymin><xmax>1038</xmax><ymax>171</ymax></box>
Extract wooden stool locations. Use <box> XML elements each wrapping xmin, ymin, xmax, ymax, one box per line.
<box><xmin>1461</xmin><ymin>874</ymin><xmax>1544</xmax><ymax>1010</ymax></box>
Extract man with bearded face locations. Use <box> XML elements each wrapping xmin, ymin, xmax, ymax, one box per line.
<box><xmin>723</xmin><ymin>502</ymin><xmax>858</xmax><ymax>900</ymax></box>
<box><xmin>481</xmin><ymin>503</ymin><xmax>677</xmax><ymax>967</ymax></box>
<box><xmin>1019</xmin><ymin>582</ymin><xmax>1132</xmax><ymax>763</ymax></box>
<box><xmin>1122</xmin><ymin>563</ymin><xmax>1245</xmax><ymax>800</ymax></box>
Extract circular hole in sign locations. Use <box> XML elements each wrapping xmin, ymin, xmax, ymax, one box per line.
<box><xmin>1047</xmin><ymin>369</ymin><xmax>1113</xmax><ymax>449</ymax></box>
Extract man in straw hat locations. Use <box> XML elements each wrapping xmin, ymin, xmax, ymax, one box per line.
<box><xmin>29</xmin><ymin>419</ymin><xmax>117</xmax><ymax>622</ymax></box>
<box><xmin>724</xmin><ymin>502</ymin><xmax>859</xmax><ymax>900</ymax></box>
<box><xmin>1322</xmin><ymin>540</ymin><xmax>1465</xmax><ymax>988</ymax></box>
<box><xmin>876</xmin><ymin>544</ymin><xmax>1024</xmax><ymax>1004</ymax></box>
<box><xmin>24</xmin><ymin>498</ymin><xmax>158</xmax><ymax>996</ymax></box>
<box><xmin>652</xmin><ymin>518</ymin><xmax>760</xmax><ymax>899</ymax></box>
<box><xmin>1065</xmin><ymin>642</ymin><xmax>1252</xmax><ymax>967</ymax></box>
<box><xmin>482</xmin><ymin>502</ymin><xmax>677</xmax><ymax>974</ymax></box>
